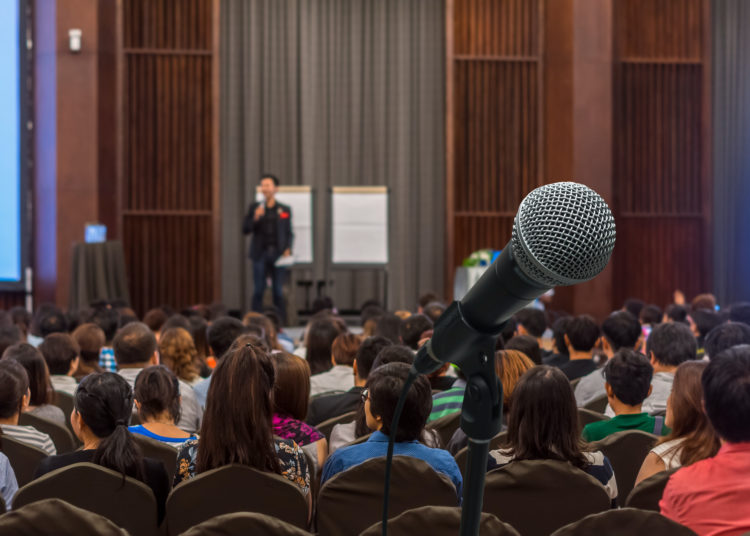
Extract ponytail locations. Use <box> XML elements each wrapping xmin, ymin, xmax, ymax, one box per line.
<box><xmin>75</xmin><ymin>373</ymin><xmax>146</xmax><ymax>481</ymax></box>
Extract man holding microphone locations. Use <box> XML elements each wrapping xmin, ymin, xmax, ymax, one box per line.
<box><xmin>243</xmin><ymin>174</ymin><xmax>293</xmax><ymax>322</ymax></box>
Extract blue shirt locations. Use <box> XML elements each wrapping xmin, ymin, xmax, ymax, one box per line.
<box><xmin>193</xmin><ymin>376</ymin><xmax>211</xmax><ymax>408</ymax></box>
<box><xmin>128</xmin><ymin>425</ymin><xmax>197</xmax><ymax>448</ymax></box>
<box><xmin>0</xmin><ymin>452</ymin><xmax>18</xmax><ymax>509</ymax></box>
<box><xmin>320</xmin><ymin>430</ymin><xmax>463</xmax><ymax>501</ymax></box>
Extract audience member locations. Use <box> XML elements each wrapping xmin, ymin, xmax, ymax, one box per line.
<box><xmin>321</xmin><ymin>362</ymin><xmax>463</xmax><ymax>500</ymax></box>
<box><xmin>690</xmin><ymin>293</ymin><xmax>717</xmax><ymax>312</ymax></box>
<box><xmin>504</xmin><ymin>335</ymin><xmax>542</xmax><ymax>366</ymax></box>
<box><xmin>114</xmin><ymin>322</ymin><xmax>202</xmax><ymax>435</ymax></box>
<box><xmin>514</xmin><ymin>308</ymin><xmax>548</xmax><ymax>358</ymax></box>
<box><xmin>636</xmin><ymin>361</ymin><xmax>719</xmax><ymax>485</ymax></box>
<box><xmin>310</xmin><ymin>332</ymin><xmax>360</xmax><ymax>397</ymax></box>
<box><xmin>0</xmin><ymin>325</ymin><xmax>22</xmax><ymax>357</ymax></box>
<box><xmin>187</xmin><ymin>315</ymin><xmax>212</xmax><ymax>377</ymax></box>
<box><xmin>544</xmin><ymin>316</ymin><xmax>573</xmax><ymax>367</ymax></box>
<box><xmin>423</xmin><ymin>302</ymin><xmax>446</xmax><ymax>324</ymax></box>
<box><xmin>428</xmin><ymin>366</ymin><xmax>466</xmax><ymax>422</ymax></box>
<box><xmin>263</xmin><ymin>306</ymin><xmax>295</xmax><ymax>352</ymax></box>
<box><xmin>401</xmin><ymin>314</ymin><xmax>433</xmax><ymax>350</ymax></box>
<box><xmin>371</xmin><ymin>345</ymin><xmax>414</xmax><ymax>369</ymax></box>
<box><xmin>272</xmin><ymin>353</ymin><xmax>327</xmax><ymax>469</ymax></box>
<box><xmin>360</xmin><ymin>304</ymin><xmax>385</xmax><ymax>338</ymax></box>
<box><xmin>622</xmin><ymin>298</ymin><xmax>645</xmax><ymax>320</ymax></box>
<box><xmin>664</xmin><ymin>304</ymin><xmax>689</xmax><ymax>324</ymax></box>
<box><xmin>582</xmin><ymin>350</ymin><xmax>669</xmax><ymax>441</ymax></box>
<box><xmin>34</xmin><ymin>372</ymin><xmax>169</xmax><ymax>522</ymax></box>
<box><xmin>558</xmin><ymin>316</ymin><xmax>600</xmax><ymax>381</ymax></box>
<box><xmin>143</xmin><ymin>308</ymin><xmax>168</xmax><ymax>340</ymax></box>
<box><xmin>304</xmin><ymin>316</ymin><xmax>344</xmax><ymax>375</ymax></box>
<box><xmin>38</xmin><ymin>333</ymin><xmax>80</xmax><ymax>396</ymax></box>
<box><xmin>660</xmin><ymin>345</ymin><xmax>750</xmax><ymax>533</ymax></box>
<box><xmin>417</xmin><ymin>292</ymin><xmax>439</xmax><ymax>314</ymax></box>
<box><xmin>174</xmin><ymin>337</ymin><xmax>311</xmax><ymax>505</ymax></box>
<box><xmin>306</xmin><ymin>336</ymin><xmax>392</xmax><ymax>426</ymax></box>
<box><xmin>689</xmin><ymin>309</ymin><xmax>722</xmax><ymax>358</ymax></box>
<box><xmin>130</xmin><ymin>365</ymin><xmax>196</xmax><ymax>449</ymax></box>
<box><xmin>242</xmin><ymin>311</ymin><xmax>280</xmax><ymax>351</ymax></box>
<box><xmin>312</xmin><ymin>296</ymin><xmax>335</xmax><ymax>315</ymax></box>
<box><xmin>193</xmin><ymin>317</ymin><xmax>249</xmax><ymax>408</ymax></box>
<box><xmin>28</xmin><ymin>305</ymin><xmax>68</xmax><ymax>347</ymax></box>
<box><xmin>703</xmin><ymin>321</ymin><xmax>750</xmax><ymax>359</ymax></box>
<box><xmin>487</xmin><ymin>366</ymin><xmax>617</xmax><ymax>504</ymax></box>
<box><xmin>0</xmin><ymin>450</ymin><xmax>17</xmax><ymax>509</ymax></box>
<box><xmin>575</xmin><ymin>311</ymin><xmax>642</xmax><ymax>406</ymax></box>
<box><xmin>729</xmin><ymin>302</ymin><xmax>750</xmax><ymax>326</ymax></box>
<box><xmin>89</xmin><ymin>308</ymin><xmax>119</xmax><ymax>373</ymax></box>
<box><xmin>374</xmin><ymin>313</ymin><xmax>404</xmax><ymax>345</ymax></box>
<box><xmin>9</xmin><ymin>306</ymin><xmax>31</xmax><ymax>341</ymax></box>
<box><xmin>71</xmin><ymin>323</ymin><xmax>105</xmax><ymax>381</ymax></box>
<box><xmin>639</xmin><ymin>304</ymin><xmax>663</xmax><ymax>328</ymax></box>
<box><xmin>2</xmin><ymin>343</ymin><xmax>65</xmax><ymax>425</ymax></box>
<box><xmin>0</xmin><ymin>360</ymin><xmax>56</xmax><ymax>455</ymax></box>
<box><xmin>158</xmin><ymin>327</ymin><xmax>201</xmax><ymax>386</ymax></box>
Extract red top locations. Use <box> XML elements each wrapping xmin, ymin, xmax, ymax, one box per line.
<box><xmin>660</xmin><ymin>442</ymin><xmax>750</xmax><ymax>536</ymax></box>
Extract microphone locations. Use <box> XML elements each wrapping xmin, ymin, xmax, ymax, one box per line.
<box><xmin>414</xmin><ymin>181</ymin><xmax>616</xmax><ymax>374</ymax></box>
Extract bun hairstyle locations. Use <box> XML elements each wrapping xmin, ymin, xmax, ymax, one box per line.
<box><xmin>74</xmin><ymin>372</ymin><xmax>145</xmax><ymax>481</ymax></box>
<box><xmin>134</xmin><ymin>365</ymin><xmax>182</xmax><ymax>423</ymax></box>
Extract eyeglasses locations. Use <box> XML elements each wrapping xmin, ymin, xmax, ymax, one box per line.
<box><xmin>360</xmin><ymin>388</ymin><xmax>369</xmax><ymax>403</ymax></box>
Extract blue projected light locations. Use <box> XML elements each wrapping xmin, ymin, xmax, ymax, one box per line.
<box><xmin>0</xmin><ymin>1</ymin><xmax>21</xmax><ymax>282</ymax></box>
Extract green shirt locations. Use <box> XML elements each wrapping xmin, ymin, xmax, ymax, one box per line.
<box><xmin>582</xmin><ymin>412</ymin><xmax>670</xmax><ymax>442</ymax></box>
<box><xmin>427</xmin><ymin>383</ymin><xmax>466</xmax><ymax>422</ymax></box>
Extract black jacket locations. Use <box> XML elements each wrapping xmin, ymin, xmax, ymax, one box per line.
<box><xmin>305</xmin><ymin>386</ymin><xmax>364</xmax><ymax>426</ymax></box>
<box><xmin>242</xmin><ymin>201</ymin><xmax>294</xmax><ymax>261</ymax></box>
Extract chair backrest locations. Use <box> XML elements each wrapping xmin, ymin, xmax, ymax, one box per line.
<box><xmin>625</xmin><ymin>469</ymin><xmax>678</xmax><ymax>511</ymax></box>
<box><xmin>0</xmin><ymin>498</ymin><xmax>129</xmax><ymax>536</ymax></box>
<box><xmin>589</xmin><ymin>429</ymin><xmax>658</xmax><ymax>506</ymax></box>
<box><xmin>340</xmin><ymin>432</ymin><xmax>372</xmax><ymax>449</ymax></box>
<box><xmin>483</xmin><ymin>459</ymin><xmax>611</xmax><ymax>536</ymax></box>
<box><xmin>13</xmin><ymin>462</ymin><xmax>158</xmax><ymax>536</ymax></box>
<box><xmin>455</xmin><ymin>431</ymin><xmax>508</xmax><ymax>481</ymax></box>
<box><xmin>52</xmin><ymin>391</ymin><xmax>75</xmax><ymax>432</ymax></box>
<box><xmin>0</xmin><ymin>434</ymin><xmax>48</xmax><ymax>487</ymax></box>
<box><xmin>583</xmin><ymin>394</ymin><xmax>608</xmax><ymax>414</ymax></box>
<box><xmin>549</xmin><ymin>507</ymin><xmax>698</xmax><ymax>536</ymax></box>
<box><xmin>133</xmin><ymin>433</ymin><xmax>178</xmax><ymax>479</ymax></box>
<box><xmin>165</xmin><ymin>463</ymin><xmax>308</xmax><ymax>535</ymax></box>
<box><xmin>577</xmin><ymin>407</ymin><xmax>609</xmax><ymax>429</ymax></box>
<box><xmin>569</xmin><ymin>377</ymin><xmax>582</xmax><ymax>390</ymax></box>
<box><xmin>425</xmin><ymin>411</ymin><xmax>462</xmax><ymax>448</ymax></box>
<box><xmin>18</xmin><ymin>413</ymin><xmax>77</xmax><ymax>454</ymax></box>
<box><xmin>180</xmin><ymin>512</ymin><xmax>311</xmax><ymax>536</ymax></box>
<box><xmin>360</xmin><ymin>505</ymin><xmax>520</xmax><ymax>536</ymax></box>
<box><xmin>316</xmin><ymin>411</ymin><xmax>356</xmax><ymax>440</ymax></box>
<box><xmin>316</xmin><ymin>456</ymin><xmax>459</xmax><ymax>536</ymax></box>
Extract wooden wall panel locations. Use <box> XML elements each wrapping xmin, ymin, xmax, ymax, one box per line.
<box><xmin>447</xmin><ymin>0</ymin><xmax>544</xmax><ymax>291</ymax></box>
<box><xmin>612</xmin><ymin>0</ymin><xmax>710</xmax><ymax>307</ymax></box>
<box><xmin>120</xmin><ymin>0</ymin><xmax>219</xmax><ymax>315</ymax></box>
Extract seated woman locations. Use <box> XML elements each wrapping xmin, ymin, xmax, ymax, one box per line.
<box><xmin>3</xmin><ymin>343</ymin><xmax>66</xmax><ymax>425</ymax></box>
<box><xmin>158</xmin><ymin>327</ymin><xmax>201</xmax><ymax>387</ymax></box>
<box><xmin>130</xmin><ymin>365</ymin><xmax>197</xmax><ymax>449</ymax></box>
<box><xmin>174</xmin><ymin>336</ymin><xmax>311</xmax><ymax>504</ymax></box>
<box><xmin>272</xmin><ymin>353</ymin><xmax>327</xmax><ymax>469</ymax></box>
<box><xmin>635</xmin><ymin>360</ymin><xmax>720</xmax><ymax>485</ymax></box>
<box><xmin>488</xmin><ymin>366</ymin><xmax>618</xmax><ymax>504</ymax></box>
<box><xmin>34</xmin><ymin>373</ymin><xmax>170</xmax><ymax>522</ymax></box>
<box><xmin>321</xmin><ymin>362</ymin><xmax>463</xmax><ymax>500</ymax></box>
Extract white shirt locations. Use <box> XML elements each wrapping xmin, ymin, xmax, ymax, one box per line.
<box><xmin>310</xmin><ymin>365</ymin><xmax>354</xmax><ymax>398</ymax></box>
<box><xmin>50</xmin><ymin>375</ymin><xmax>78</xmax><ymax>397</ymax></box>
<box><xmin>651</xmin><ymin>437</ymin><xmax>685</xmax><ymax>470</ymax></box>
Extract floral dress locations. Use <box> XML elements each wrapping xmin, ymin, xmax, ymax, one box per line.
<box><xmin>174</xmin><ymin>437</ymin><xmax>310</xmax><ymax>494</ymax></box>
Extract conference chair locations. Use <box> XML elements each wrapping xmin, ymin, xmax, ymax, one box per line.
<box><xmin>549</xmin><ymin>507</ymin><xmax>697</xmax><ymax>536</ymax></box>
<box><xmin>0</xmin><ymin>498</ymin><xmax>129</xmax><ymax>536</ymax></box>
<box><xmin>454</xmin><ymin>431</ymin><xmax>508</xmax><ymax>481</ymax></box>
<box><xmin>483</xmin><ymin>459</ymin><xmax>611</xmax><ymax>536</ymax></box>
<box><xmin>589</xmin><ymin>429</ymin><xmax>658</xmax><ymax>506</ymax></box>
<box><xmin>360</xmin><ymin>505</ymin><xmax>520</xmax><ymax>536</ymax></box>
<box><xmin>425</xmin><ymin>411</ymin><xmax>462</xmax><ymax>448</ymax></box>
<box><xmin>0</xmin><ymin>494</ymin><xmax>5</xmax><ymax>514</ymax></box>
<box><xmin>18</xmin><ymin>412</ymin><xmax>76</xmax><ymax>454</ymax></box>
<box><xmin>133</xmin><ymin>434</ymin><xmax>179</xmax><ymax>479</ymax></box>
<box><xmin>0</xmin><ymin>435</ymin><xmax>48</xmax><ymax>487</ymax></box>
<box><xmin>577</xmin><ymin>407</ymin><xmax>609</xmax><ymax>429</ymax></box>
<box><xmin>340</xmin><ymin>432</ymin><xmax>372</xmax><ymax>448</ymax></box>
<box><xmin>52</xmin><ymin>391</ymin><xmax>79</xmax><ymax>443</ymax></box>
<box><xmin>316</xmin><ymin>456</ymin><xmax>459</xmax><ymax>536</ymax></box>
<box><xmin>165</xmin><ymin>464</ymin><xmax>308</xmax><ymax>535</ymax></box>
<box><xmin>180</xmin><ymin>512</ymin><xmax>311</xmax><ymax>536</ymax></box>
<box><xmin>13</xmin><ymin>463</ymin><xmax>159</xmax><ymax>536</ymax></box>
<box><xmin>569</xmin><ymin>377</ymin><xmax>582</xmax><ymax>390</ymax></box>
<box><xmin>583</xmin><ymin>394</ymin><xmax>608</xmax><ymax>414</ymax></box>
<box><xmin>625</xmin><ymin>469</ymin><xmax>678</xmax><ymax>511</ymax></box>
<box><xmin>316</xmin><ymin>411</ymin><xmax>356</xmax><ymax>440</ymax></box>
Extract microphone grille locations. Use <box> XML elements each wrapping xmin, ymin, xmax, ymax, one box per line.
<box><xmin>511</xmin><ymin>182</ymin><xmax>616</xmax><ymax>287</ymax></box>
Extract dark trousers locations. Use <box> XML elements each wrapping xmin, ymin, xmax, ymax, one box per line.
<box><xmin>252</xmin><ymin>250</ymin><xmax>286</xmax><ymax>322</ymax></box>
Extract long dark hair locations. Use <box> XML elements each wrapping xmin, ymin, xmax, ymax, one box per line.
<box><xmin>195</xmin><ymin>336</ymin><xmax>280</xmax><ymax>475</ymax></box>
<box><xmin>74</xmin><ymin>373</ymin><xmax>145</xmax><ymax>481</ymax></box>
<box><xmin>503</xmin><ymin>366</ymin><xmax>590</xmax><ymax>469</ymax></box>
<box><xmin>306</xmin><ymin>317</ymin><xmax>343</xmax><ymax>375</ymax></box>
<box><xmin>134</xmin><ymin>365</ymin><xmax>181</xmax><ymax>424</ymax></box>
<box><xmin>658</xmin><ymin>360</ymin><xmax>720</xmax><ymax>465</ymax></box>
<box><xmin>4</xmin><ymin>343</ymin><xmax>53</xmax><ymax>406</ymax></box>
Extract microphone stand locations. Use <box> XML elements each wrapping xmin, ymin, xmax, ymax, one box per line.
<box><xmin>425</xmin><ymin>302</ymin><xmax>503</xmax><ymax>536</ymax></box>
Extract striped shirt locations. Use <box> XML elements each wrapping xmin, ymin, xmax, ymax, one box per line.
<box><xmin>0</xmin><ymin>424</ymin><xmax>57</xmax><ymax>455</ymax></box>
<box><xmin>428</xmin><ymin>380</ymin><xmax>466</xmax><ymax>422</ymax></box>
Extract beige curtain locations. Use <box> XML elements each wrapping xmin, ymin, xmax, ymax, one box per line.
<box><xmin>220</xmin><ymin>0</ymin><xmax>445</xmax><ymax>316</ymax></box>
